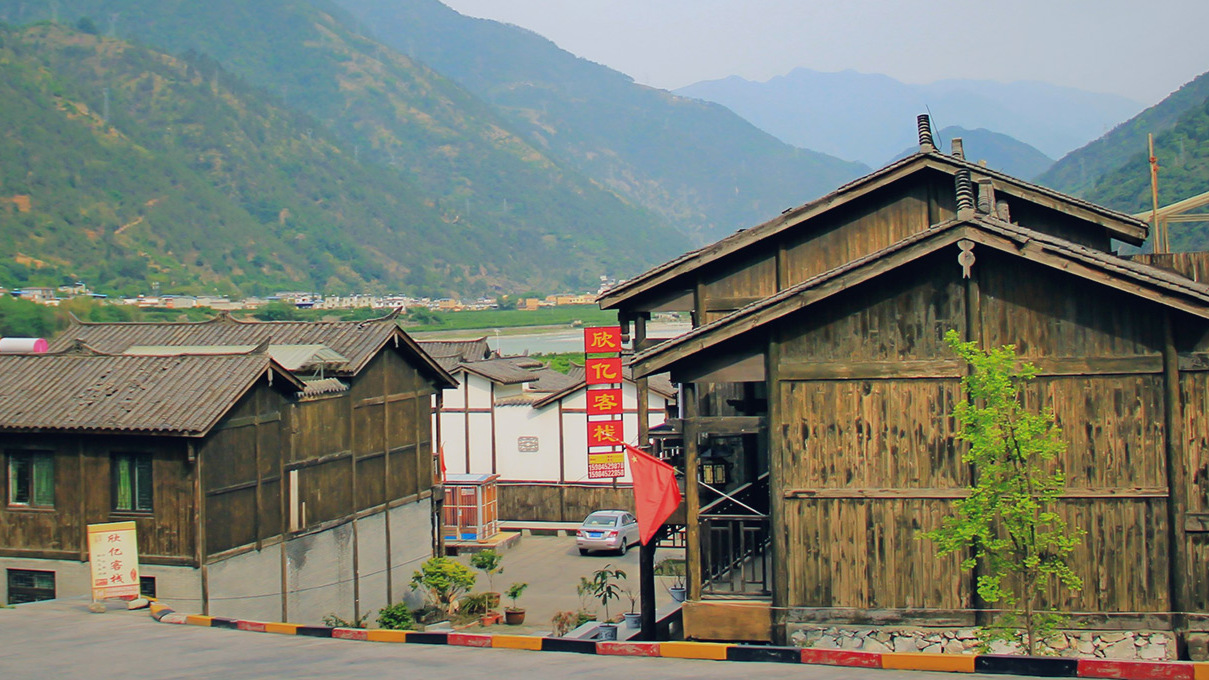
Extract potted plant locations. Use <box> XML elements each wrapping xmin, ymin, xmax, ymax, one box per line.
<box><xmin>470</xmin><ymin>549</ymin><xmax>504</xmax><ymax>609</ymax></box>
<box><xmin>621</xmin><ymin>587</ymin><xmax>641</xmax><ymax>628</ymax></box>
<box><xmin>410</xmin><ymin>556</ymin><xmax>477</xmax><ymax>619</ymax></box>
<box><xmin>504</xmin><ymin>582</ymin><xmax>528</xmax><ymax>625</ymax></box>
<box><xmin>582</xmin><ymin>564</ymin><xmax>626</xmax><ymax>640</ymax></box>
<box><xmin>656</xmin><ymin>557</ymin><xmax>686</xmax><ymax>602</ymax></box>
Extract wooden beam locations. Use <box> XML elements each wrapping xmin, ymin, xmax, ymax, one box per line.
<box><xmin>780</xmin><ymin>360</ymin><xmax>963</xmax><ymax>381</ymax></box>
<box><xmin>671</xmin><ymin>416</ymin><xmax>765</xmax><ymax>436</ymax></box>
<box><xmin>682</xmin><ymin>382</ymin><xmax>701</xmax><ymax>602</ymax></box>
<box><xmin>1163</xmin><ymin>311</ymin><xmax>1190</xmax><ymax>656</ymax></box>
<box><xmin>704</xmin><ymin>296</ymin><xmax>764</xmax><ymax>312</ymax></box>
<box><xmin>766</xmin><ymin>331</ymin><xmax>788</xmax><ymax>646</ymax></box>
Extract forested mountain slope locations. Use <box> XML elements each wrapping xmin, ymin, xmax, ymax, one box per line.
<box><xmin>330</xmin><ymin>0</ymin><xmax>867</xmax><ymax>243</ymax></box>
<box><xmin>0</xmin><ymin>2</ymin><xmax>683</xmax><ymax>295</ymax></box>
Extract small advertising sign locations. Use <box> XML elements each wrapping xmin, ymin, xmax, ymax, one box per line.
<box><xmin>583</xmin><ymin>326</ymin><xmax>622</xmax><ymax>354</ymax></box>
<box><xmin>587</xmin><ymin>452</ymin><xmax>626</xmax><ymax>478</ymax></box>
<box><xmin>586</xmin><ymin>388</ymin><xmax>624</xmax><ymax>416</ymax></box>
<box><xmin>585</xmin><ymin>357</ymin><xmax>623</xmax><ymax>384</ymax></box>
<box><xmin>87</xmin><ymin>521</ymin><xmax>140</xmax><ymax>601</ymax></box>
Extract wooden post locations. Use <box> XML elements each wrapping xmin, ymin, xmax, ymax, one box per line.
<box><xmin>634</xmin><ymin>313</ymin><xmax>658</xmax><ymax>640</ymax></box>
<box><xmin>350</xmin><ymin>386</ymin><xmax>360</xmax><ymax>625</ymax></box>
<box><xmin>683</xmin><ymin>382</ymin><xmax>702</xmax><ymax>603</ymax></box>
<box><xmin>280</xmin><ymin>404</ymin><xmax>292</xmax><ymax>622</ymax></box>
<box><xmin>963</xmin><ymin>246</ymin><xmax>986</xmax><ymax>626</ymax></box>
<box><xmin>1163</xmin><ymin>311</ymin><xmax>1189</xmax><ymax>658</ymax></box>
<box><xmin>765</xmin><ymin>331</ymin><xmax>788</xmax><ymax>645</ymax></box>
<box><xmin>1150</xmin><ymin>134</ymin><xmax>1166</xmax><ymax>254</ymax></box>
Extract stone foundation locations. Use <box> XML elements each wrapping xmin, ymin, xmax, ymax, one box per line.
<box><xmin>788</xmin><ymin>625</ymin><xmax>1175</xmax><ymax>660</ymax></box>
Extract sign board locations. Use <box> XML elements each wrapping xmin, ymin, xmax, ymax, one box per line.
<box><xmin>586</xmin><ymin>388</ymin><xmax>623</xmax><ymax>416</ymax></box>
<box><xmin>587</xmin><ymin>419</ymin><xmax>624</xmax><ymax>448</ymax></box>
<box><xmin>585</xmin><ymin>357</ymin><xmax>623</xmax><ymax>385</ymax></box>
<box><xmin>87</xmin><ymin>521</ymin><xmax>140</xmax><ymax>601</ymax></box>
<box><xmin>584</xmin><ymin>327</ymin><xmax>622</xmax><ymax>354</ymax></box>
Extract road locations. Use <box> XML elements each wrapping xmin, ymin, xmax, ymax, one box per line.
<box><xmin>0</xmin><ymin>599</ymin><xmax>1032</xmax><ymax>680</ymax></box>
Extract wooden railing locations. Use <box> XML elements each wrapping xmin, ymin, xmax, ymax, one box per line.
<box><xmin>700</xmin><ymin>514</ymin><xmax>771</xmax><ymax>596</ymax></box>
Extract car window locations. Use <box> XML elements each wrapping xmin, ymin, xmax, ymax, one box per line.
<box><xmin>624</xmin><ymin>514</ymin><xmax>636</xmax><ymax>525</ymax></box>
<box><xmin>583</xmin><ymin>514</ymin><xmax>617</xmax><ymax>527</ymax></box>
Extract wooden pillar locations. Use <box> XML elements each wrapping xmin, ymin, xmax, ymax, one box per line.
<box><xmin>1163</xmin><ymin>311</ymin><xmax>1190</xmax><ymax>658</ymax></box>
<box><xmin>683</xmin><ymin>382</ymin><xmax>702</xmax><ymax>603</ymax></box>
<box><xmin>383</xmin><ymin>367</ymin><xmax>393</xmax><ymax>605</ymax></box>
<box><xmin>963</xmin><ymin>244</ymin><xmax>986</xmax><ymax>625</ymax></box>
<box><xmin>634</xmin><ymin>313</ymin><xmax>658</xmax><ymax>640</ymax></box>
<box><xmin>765</xmin><ymin>331</ymin><xmax>788</xmax><ymax>645</ymax></box>
<box><xmin>435</xmin><ymin>391</ymin><xmax>445</xmax><ymax>557</ymax></box>
<box><xmin>280</xmin><ymin>404</ymin><xmax>292</xmax><ymax>622</ymax></box>
<box><xmin>195</xmin><ymin>439</ymin><xmax>209</xmax><ymax>616</ymax></box>
<box><xmin>349</xmin><ymin>388</ymin><xmax>360</xmax><ymax>625</ymax></box>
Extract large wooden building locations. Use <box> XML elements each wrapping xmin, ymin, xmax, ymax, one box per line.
<box><xmin>604</xmin><ymin>117</ymin><xmax>1209</xmax><ymax>655</ymax></box>
<box><xmin>1</xmin><ymin>313</ymin><xmax>455</xmax><ymax>624</ymax></box>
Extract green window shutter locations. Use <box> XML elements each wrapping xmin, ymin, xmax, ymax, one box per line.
<box><xmin>115</xmin><ymin>455</ymin><xmax>133</xmax><ymax>511</ymax></box>
<box><xmin>135</xmin><ymin>455</ymin><xmax>153</xmax><ymax>512</ymax></box>
<box><xmin>32</xmin><ymin>454</ymin><xmax>53</xmax><ymax>507</ymax></box>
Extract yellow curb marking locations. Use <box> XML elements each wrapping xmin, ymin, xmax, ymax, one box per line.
<box><xmin>184</xmin><ymin>615</ymin><xmax>213</xmax><ymax>627</ymax></box>
<box><xmin>366</xmin><ymin>629</ymin><xmax>410</xmax><ymax>643</ymax></box>
<box><xmin>491</xmin><ymin>635</ymin><xmax>543</xmax><ymax>651</ymax></box>
<box><xmin>659</xmin><ymin>641</ymin><xmax>730</xmax><ymax>660</ymax></box>
<box><xmin>881</xmin><ymin>653</ymin><xmax>975</xmax><ymax>673</ymax></box>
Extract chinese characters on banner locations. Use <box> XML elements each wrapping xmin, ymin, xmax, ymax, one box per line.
<box><xmin>87</xmin><ymin>521</ymin><xmax>140</xmax><ymax>601</ymax></box>
<box><xmin>584</xmin><ymin>326</ymin><xmax>625</xmax><ymax>479</ymax></box>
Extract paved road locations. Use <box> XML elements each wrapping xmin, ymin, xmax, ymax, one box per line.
<box><xmin>0</xmin><ymin>599</ymin><xmax>1031</xmax><ymax>680</ymax></box>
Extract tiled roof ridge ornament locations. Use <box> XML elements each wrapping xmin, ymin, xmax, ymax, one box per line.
<box><xmin>917</xmin><ymin>113</ymin><xmax>935</xmax><ymax>153</ymax></box>
<box><xmin>955</xmin><ymin>168</ymin><xmax>976</xmax><ymax>218</ymax></box>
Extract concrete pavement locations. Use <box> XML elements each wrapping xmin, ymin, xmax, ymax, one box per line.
<box><xmin>0</xmin><ymin>598</ymin><xmax>1034</xmax><ymax>680</ymax></box>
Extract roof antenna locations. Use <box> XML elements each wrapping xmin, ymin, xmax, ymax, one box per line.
<box><xmin>926</xmin><ymin>105</ymin><xmax>944</xmax><ymax>152</ymax></box>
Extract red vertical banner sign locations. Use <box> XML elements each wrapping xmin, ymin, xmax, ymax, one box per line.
<box><xmin>584</xmin><ymin>326</ymin><xmax>624</xmax><ymax>479</ymax></box>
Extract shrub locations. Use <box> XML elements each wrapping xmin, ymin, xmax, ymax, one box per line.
<box><xmin>410</xmin><ymin>556</ymin><xmax>476</xmax><ymax>616</ymax></box>
<box><xmin>375</xmin><ymin>602</ymin><xmax>414</xmax><ymax>630</ymax></box>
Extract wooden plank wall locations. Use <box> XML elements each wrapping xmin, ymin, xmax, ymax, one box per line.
<box><xmin>497</xmin><ymin>483</ymin><xmax>636</xmax><ymax>522</ymax></box>
<box><xmin>770</xmin><ymin>247</ymin><xmax>1180</xmax><ymax>618</ymax></box>
<box><xmin>0</xmin><ymin>433</ymin><xmax>194</xmax><ymax>563</ymax></box>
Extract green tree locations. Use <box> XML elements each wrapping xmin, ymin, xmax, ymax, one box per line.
<box><xmin>410</xmin><ymin>557</ymin><xmax>476</xmax><ymax>617</ymax></box>
<box><xmin>924</xmin><ymin>330</ymin><xmax>1085</xmax><ymax>655</ymax></box>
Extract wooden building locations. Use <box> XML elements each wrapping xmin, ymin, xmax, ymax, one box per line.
<box><xmin>420</xmin><ymin>339</ymin><xmax>675</xmax><ymax>522</ymax></box>
<box><xmin>1</xmin><ymin>313</ymin><xmax>455</xmax><ymax>624</ymax></box>
<box><xmin>605</xmin><ymin>117</ymin><xmax>1209</xmax><ymax>655</ymax></box>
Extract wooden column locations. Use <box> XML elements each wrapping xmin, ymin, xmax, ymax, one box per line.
<box><xmin>1163</xmin><ymin>311</ymin><xmax>1190</xmax><ymax>658</ymax></box>
<box><xmin>765</xmin><ymin>331</ymin><xmax>788</xmax><ymax>645</ymax></box>
<box><xmin>962</xmin><ymin>243</ymin><xmax>986</xmax><ymax>624</ymax></box>
<box><xmin>349</xmin><ymin>386</ymin><xmax>360</xmax><ymax>625</ymax></box>
<box><xmin>434</xmin><ymin>391</ymin><xmax>445</xmax><ymax>557</ymax></box>
<box><xmin>280</xmin><ymin>404</ymin><xmax>292</xmax><ymax>622</ymax></box>
<box><xmin>683</xmin><ymin>382</ymin><xmax>702</xmax><ymax>602</ymax></box>
<box><xmin>634</xmin><ymin>313</ymin><xmax>657</xmax><ymax>640</ymax></box>
<box><xmin>383</xmin><ymin>366</ymin><xmax>393</xmax><ymax>605</ymax></box>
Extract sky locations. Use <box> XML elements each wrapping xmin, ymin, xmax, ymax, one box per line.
<box><xmin>440</xmin><ymin>0</ymin><xmax>1209</xmax><ymax>106</ymax></box>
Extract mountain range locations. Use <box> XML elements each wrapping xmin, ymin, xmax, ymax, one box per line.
<box><xmin>893</xmin><ymin>126</ymin><xmax>1054</xmax><ymax>180</ymax></box>
<box><xmin>676</xmin><ymin>68</ymin><xmax>1143</xmax><ymax>167</ymax></box>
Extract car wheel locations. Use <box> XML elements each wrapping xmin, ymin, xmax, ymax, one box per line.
<box><xmin>617</xmin><ymin>541</ymin><xmax>627</xmax><ymax>556</ymax></box>
<box><xmin>579</xmin><ymin>548</ymin><xmax>589</xmax><ymax>556</ymax></box>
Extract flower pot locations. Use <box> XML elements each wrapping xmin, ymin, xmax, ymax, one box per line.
<box><xmin>597</xmin><ymin>622</ymin><xmax>619</xmax><ymax>641</ymax></box>
<box><xmin>485</xmin><ymin>592</ymin><xmax>501</xmax><ymax>610</ymax></box>
<box><xmin>504</xmin><ymin>608</ymin><xmax>526</xmax><ymax>625</ymax></box>
<box><xmin>668</xmin><ymin>586</ymin><xmax>686</xmax><ymax>602</ymax></box>
<box><xmin>480</xmin><ymin>612</ymin><xmax>502</xmax><ymax>626</ymax></box>
<box><xmin>622</xmin><ymin>612</ymin><xmax>641</xmax><ymax>629</ymax></box>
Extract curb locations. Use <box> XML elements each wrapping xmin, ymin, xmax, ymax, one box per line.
<box><xmin>146</xmin><ymin>604</ymin><xmax>1209</xmax><ymax>678</ymax></box>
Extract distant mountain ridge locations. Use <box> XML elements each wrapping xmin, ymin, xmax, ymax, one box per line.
<box><xmin>331</xmin><ymin>0</ymin><xmax>868</xmax><ymax>243</ymax></box>
<box><xmin>893</xmin><ymin>126</ymin><xmax>1054</xmax><ymax>180</ymax></box>
<box><xmin>1037</xmin><ymin>69</ymin><xmax>1209</xmax><ymax>200</ymax></box>
<box><xmin>675</xmin><ymin>68</ymin><xmax>1143</xmax><ymax>167</ymax></box>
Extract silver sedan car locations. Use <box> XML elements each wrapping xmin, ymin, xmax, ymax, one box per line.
<box><xmin>576</xmin><ymin>510</ymin><xmax>640</xmax><ymax>555</ymax></box>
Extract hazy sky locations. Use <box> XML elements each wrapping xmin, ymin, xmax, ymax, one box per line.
<box><xmin>440</xmin><ymin>0</ymin><xmax>1209</xmax><ymax>105</ymax></box>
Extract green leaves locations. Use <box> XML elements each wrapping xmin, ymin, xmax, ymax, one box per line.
<box><xmin>923</xmin><ymin>330</ymin><xmax>1086</xmax><ymax>655</ymax></box>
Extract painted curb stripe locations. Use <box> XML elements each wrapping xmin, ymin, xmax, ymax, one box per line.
<box><xmin>801</xmin><ymin>649</ymin><xmax>882</xmax><ymax>667</ymax></box>
<box><xmin>1078</xmin><ymin>659</ymin><xmax>1196</xmax><ymax>680</ymax></box>
<box><xmin>236</xmin><ymin>621</ymin><xmax>268</xmax><ymax>633</ymax></box>
<box><xmin>296</xmin><ymin>626</ymin><xmax>334</xmax><ymax>638</ymax></box>
<box><xmin>448</xmin><ymin>633</ymin><xmax>493</xmax><ymax>648</ymax></box>
<box><xmin>210</xmin><ymin>617</ymin><xmax>238</xmax><ymax>630</ymax></box>
<box><xmin>540</xmin><ymin>637</ymin><xmax>597</xmax><ymax>654</ymax></box>
<box><xmin>976</xmin><ymin>655</ymin><xmax>1078</xmax><ymax>677</ymax></box>
<box><xmin>659</xmin><ymin>641</ymin><xmax>730</xmax><ymax>660</ymax></box>
<box><xmin>598</xmin><ymin>641</ymin><xmax>661</xmax><ymax>657</ymax></box>
<box><xmin>160</xmin><ymin>613</ymin><xmax>188</xmax><ymax>625</ymax></box>
<box><xmin>1195</xmin><ymin>663</ymin><xmax>1209</xmax><ymax>680</ymax></box>
<box><xmin>492</xmin><ymin>635</ymin><xmax>543</xmax><ymax>651</ymax></box>
<box><xmin>184</xmin><ymin>615</ymin><xmax>212</xmax><ymax>627</ymax></box>
<box><xmin>727</xmin><ymin>646</ymin><xmax>802</xmax><ymax>664</ymax></box>
<box><xmin>366</xmin><ymin>629</ymin><xmax>409</xmax><ymax>643</ymax></box>
<box><xmin>883</xmin><ymin>652</ymin><xmax>976</xmax><ymax>673</ymax></box>
<box><xmin>333</xmin><ymin>629</ymin><xmax>369</xmax><ymax>641</ymax></box>
<box><xmin>405</xmin><ymin>632</ymin><xmax>449</xmax><ymax>645</ymax></box>
<box><xmin>265</xmin><ymin>623</ymin><xmax>300</xmax><ymax>635</ymax></box>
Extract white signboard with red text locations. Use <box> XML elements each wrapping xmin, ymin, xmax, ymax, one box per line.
<box><xmin>88</xmin><ymin>521</ymin><xmax>141</xmax><ymax>601</ymax></box>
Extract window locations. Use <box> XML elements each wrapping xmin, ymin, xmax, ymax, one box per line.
<box><xmin>139</xmin><ymin>576</ymin><xmax>157</xmax><ymax>599</ymax></box>
<box><xmin>112</xmin><ymin>453</ymin><xmax>153</xmax><ymax>513</ymax></box>
<box><xmin>8</xmin><ymin>451</ymin><xmax>54</xmax><ymax>508</ymax></box>
<box><xmin>7</xmin><ymin>569</ymin><xmax>55</xmax><ymax>605</ymax></box>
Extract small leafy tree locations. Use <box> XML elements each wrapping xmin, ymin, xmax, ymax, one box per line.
<box><xmin>410</xmin><ymin>557</ymin><xmax>476</xmax><ymax>617</ymax></box>
<box><xmin>376</xmin><ymin>602</ymin><xmax>415</xmax><ymax>630</ymax></box>
<box><xmin>469</xmin><ymin>549</ymin><xmax>504</xmax><ymax>593</ymax></box>
<box><xmin>505</xmin><ymin>582</ymin><xmax>528</xmax><ymax>612</ymax></box>
<box><xmin>581</xmin><ymin>565</ymin><xmax>626</xmax><ymax>622</ymax></box>
<box><xmin>924</xmin><ymin>331</ymin><xmax>1085</xmax><ymax>655</ymax></box>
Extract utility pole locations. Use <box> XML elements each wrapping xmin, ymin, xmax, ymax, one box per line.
<box><xmin>1150</xmin><ymin>133</ymin><xmax>1166</xmax><ymax>253</ymax></box>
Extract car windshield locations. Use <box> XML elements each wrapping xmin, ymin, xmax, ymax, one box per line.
<box><xmin>583</xmin><ymin>514</ymin><xmax>617</xmax><ymax>527</ymax></box>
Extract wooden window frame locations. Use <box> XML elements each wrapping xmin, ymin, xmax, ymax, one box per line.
<box><xmin>7</xmin><ymin>450</ymin><xmax>55</xmax><ymax>509</ymax></box>
<box><xmin>7</xmin><ymin>568</ymin><xmax>55</xmax><ymax>605</ymax></box>
<box><xmin>111</xmin><ymin>452</ymin><xmax>154</xmax><ymax>514</ymax></box>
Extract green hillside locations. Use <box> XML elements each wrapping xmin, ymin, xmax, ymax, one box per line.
<box><xmin>1037</xmin><ymin>70</ymin><xmax>1209</xmax><ymax>197</ymax></box>
<box><xmin>0</xmin><ymin>2</ymin><xmax>684</xmax><ymax>296</ymax></box>
<box><xmin>1076</xmin><ymin>95</ymin><xmax>1209</xmax><ymax>251</ymax></box>
<box><xmin>330</xmin><ymin>0</ymin><xmax>867</xmax><ymax>243</ymax></box>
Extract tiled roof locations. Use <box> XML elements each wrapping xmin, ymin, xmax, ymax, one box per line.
<box><xmin>454</xmin><ymin>356</ymin><xmax>544</xmax><ymax>384</ymax></box>
<box><xmin>418</xmin><ymin>337</ymin><xmax>493</xmax><ymax>372</ymax></box>
<box><xmin>123</xmin><ymin>344</ymin><xmax>349</xmax><ymax>373</ymax></box>
<box><xmin>0</xmin><ymin>348</ymin><xmax>300</xmax><ymax>435</ymax></box>
<box><xmin>47</xmin><ymin>312</ymin><xmax>455</xmax><ymax>387</ymax></box>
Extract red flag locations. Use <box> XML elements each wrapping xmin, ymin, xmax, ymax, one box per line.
<box><xmin>622</xmin><ymin>443</ymin><xmax>682</xmax><ymax>545</ymax></box>
<box><xmin>437</xmin><ymin>444</ymin><xmax>447</xmax><ymax>483</ymax></box>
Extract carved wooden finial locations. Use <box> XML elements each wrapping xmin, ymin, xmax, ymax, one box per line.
<box><xmin>958</xmin><ymin>240</ymin><xmax>976</xmax><ymax>279</ymax></box>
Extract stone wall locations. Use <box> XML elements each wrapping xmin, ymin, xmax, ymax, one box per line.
<box><xmin>788</xmin><ymin>625</ymin><xmax>1175</xmax><ymax>660</ymax></box>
